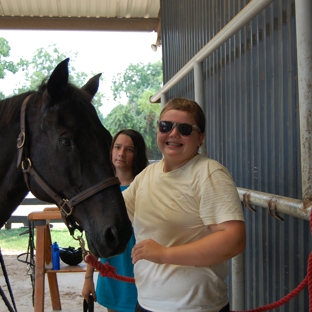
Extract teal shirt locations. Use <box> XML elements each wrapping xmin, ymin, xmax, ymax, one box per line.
<box><xmin>96</xmin><ymin>185</ymin><xmax>137</xmax><ymax>311</ymax></box>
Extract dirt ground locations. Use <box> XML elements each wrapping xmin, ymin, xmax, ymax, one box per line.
<box><xmin>0</xmin><ymin>249</ymin><xmax>108</xmax><ymax>312</ymax></box>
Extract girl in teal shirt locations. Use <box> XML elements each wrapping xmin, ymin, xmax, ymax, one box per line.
<box><xmin>82</xmin><ymin>129</ymin><xmax>148</xmax><ymax>312</ymax></box>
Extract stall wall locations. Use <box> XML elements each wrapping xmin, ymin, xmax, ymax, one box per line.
<box><xmin>160</xmin><ymin>0</ymin><xmax>309</xmax><ymax>310</ymax></box>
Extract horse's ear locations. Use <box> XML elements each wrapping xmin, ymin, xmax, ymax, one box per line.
<box><xmin>81</xmin><ymin>73</ymin><xmax>102</xmax><ymax>100</ymax></box>
<box><xmin>46</xmin><ymin>58</ymin><xmax>70</xmax><ymax>103</ymax></box>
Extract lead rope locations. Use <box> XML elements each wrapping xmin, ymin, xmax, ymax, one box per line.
<box><xmin>84</xmin><ymin>247</ymin><xmax>312</xmax><ymax>309</ymax></box>
<box><xmin>76</xmin><ymin>212</ymin><xmax>312</xmax><ymax>307</ymax></box>
<box><xmin>85</xmin><ymin>253</ymin><xmax>135</xmax><ymax>283</ymax></box>
<box><xmin>73</xmin><ymin>232</ymin><xmax>135</xmax><ymax>283</ymax></box>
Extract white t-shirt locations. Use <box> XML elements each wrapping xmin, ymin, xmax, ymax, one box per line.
<box><xmin>123</xmin><ymin>154</ymin><xmax>245</xmax><ymax>312</ymax></box>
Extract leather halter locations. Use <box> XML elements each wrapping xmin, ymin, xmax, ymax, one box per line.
<box><xmin>16</xmin><ymin>95</ymin><xmax>120</xmax><ymax>235</ymax></box>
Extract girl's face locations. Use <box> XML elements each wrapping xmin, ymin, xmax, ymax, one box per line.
<box><xmin>157</xmin><ymin>109</ymin><xmax>205</xmax><ymax>171</ymax></box>
<box><xmin>111</xmin><ymin>134</ymin><xmax>135</xmax><ymax>173</ymax></box>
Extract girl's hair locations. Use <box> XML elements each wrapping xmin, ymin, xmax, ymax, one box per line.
<box><xmin>111</xmin><ymin>129</ymin><xmax>149</xmax><ymax>177</ymax></box>
<box><xmin>160</xmin><ymin>97</ymin><xmax>206</xmax><ymax>134</ymax></box>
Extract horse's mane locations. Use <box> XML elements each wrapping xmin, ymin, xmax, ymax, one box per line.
<box><xmin>0</xmin><ymin>91</ymin><xmax>34</xmax><ymax>132</ymax></box>
<box><xmin>0</xmin><ymin>78</ymin><xmax>50</xmax><ymax>132</ymax></box>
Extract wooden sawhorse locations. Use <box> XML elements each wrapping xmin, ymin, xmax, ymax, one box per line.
<box><xmin>28</xmin><ymin>208</ymin><xmax>87</xmax><ymax>311</ymax></box>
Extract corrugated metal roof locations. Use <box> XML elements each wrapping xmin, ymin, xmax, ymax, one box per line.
<box><xmin>0</xmin><ymin>0</ymin><xmax>160</xmax><ymax>31</ymax></box>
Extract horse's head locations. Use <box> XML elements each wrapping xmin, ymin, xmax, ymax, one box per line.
<box><xmin>23</xmin><ymin>58</ymin><xmax>132</xmax><ymax>258</ymax></box>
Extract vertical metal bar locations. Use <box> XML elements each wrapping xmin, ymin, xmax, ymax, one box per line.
<box><xmin>194</xmin><ymin>61</ymin><xmax>204</xmax><ymax>107</ymax></box>
<box><xmin>295</xmin><ymin>0</ymin><xmax>312</xmax><ymax>206</ymax></box>
<box><xmin>161</xmin><ymin>93</ymin><xmax>167</xmax><ymax>108</ymax></box>
<box><xmin>194</xmin><ymin>61</ymin><xmax>207</xmax><ymax>155</ymax></box>
<box><xmin>231</xmin><ymin>253</ymin><xmax>245</xmax><ymax>310</ymax></box>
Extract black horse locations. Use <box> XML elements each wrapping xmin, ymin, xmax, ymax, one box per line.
<box><xmin>0</xmin><ymin>58</ymin><xmax>132</xmax><ymax>258</ymax></box>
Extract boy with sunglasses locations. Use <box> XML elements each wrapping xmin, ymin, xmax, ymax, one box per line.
<box><xmin>123</xmin><ymin>97</ymin><xmax>246</xmax><ymax>312</ymax></box>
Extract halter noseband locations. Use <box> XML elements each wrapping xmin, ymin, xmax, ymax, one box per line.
<box><xmin>16</xmin><ymin>95</ymin><xmax>120</xmax><ymax>235</ymax></box>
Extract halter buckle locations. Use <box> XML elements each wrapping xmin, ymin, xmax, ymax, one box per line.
<box><xmin>59</xmin><ymin>199</ymin><xmax>74</xmax><ymax>217</ymax></box>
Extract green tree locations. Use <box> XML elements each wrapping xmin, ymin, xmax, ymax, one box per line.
<box><xmin>0</xmin><ymin>37</ymin><xmax>20</xmax><ymax>99</ymax></box>
<box><xmin>104</xmin><ymin>61</ymin><xmax>163</xmax><ymax>160</ymax></box>
<box><xmin>136</xmin><ymin>90</ymin><xmax>162</xmax><ymax>154</ymax></box>
<box><xmin>111</xmin><ymin>61</ymin><xmax>163</xmax><ymax>105</ymax></box>
<box><xmin>15</xmin><ymin>45</ymin><xmax>83</xmax><ymax>91</ymax></box>
<box><xmin>9</xmin><ymin>44</ymin><xmax>105</xmax><ymax>122</ymax></box>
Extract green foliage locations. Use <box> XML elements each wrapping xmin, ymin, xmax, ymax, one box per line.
<box><xmin>111</xmin><ymin>61</ymin><xmax>163</xmax><ymax>105</ymax></box>
<box><xmin>14</xmin><ymin>45</ymin><xmax>85</xmax><ymax>93</ymax></box>
<box><xmin>0</xmin><ymin>227</ymin><xmax>80</xmax><ymax>251</ymax></box>
<box><xmin>104</xmin><ymin>101</ymin><xmax>161</xmax><ymax>160</ymax></box>
<box><xmin>0</xmin><ymin>37</ymin><xmax>10</xmax><ymax>57</ymax></box>
<box><xmin>104</xmin><ymin>61</ymin><xmax>163</xmax><ymax>160</ymax></box>
<box><xmin>0</xmin><ymin>38</ymin><xmax>19</xmax><ymax>86</ymax></box>
<box><xmin>91</xmin><ymin>88</ymin><xmax>106</xmax><ymax>124</ymax></box>
<box><xmin>0</xmin><ymin>41</ymin><xmax>104</xmax><ymax>119</ymax></box>
<box><xmin>16</xmin><ymin>45</ymin><xmax>104</xmax><ymax>120</ymax></box>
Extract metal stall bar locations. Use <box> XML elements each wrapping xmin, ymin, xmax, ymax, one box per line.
<box><xmin>295</xmin><ymin>0</ymin><xmax>312</xmax><ymax>205</ymax></box>
<box><xmin>194</xmin><ymin>61</ymin><xmax>207</xmax><ymax>155</ymax></box>
<box><xmin>237</xmin><ymin>188</ymin><xmax>310</xmax><ymax>221</ymax></box>
<box><xmin>150</xmin><ymin>0</ymin><xmax>275</xmax><ymax>105</ymax></box>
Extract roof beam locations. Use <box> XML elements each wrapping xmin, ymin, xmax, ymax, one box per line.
<box><xmin>0</xmin><ymin>17</ymin><xmax>158</xmax><ymax>31</ymax></box>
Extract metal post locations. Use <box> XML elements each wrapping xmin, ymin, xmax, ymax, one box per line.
<box><xmin>295</xmin><ymin>0</ymin><xmax>312</xmax><ymax>207</ymax></box>
<box><xmin>231</xmin><ymin>253</ymin><xmax>245</xmax><ymax>310</ymax></box>
<box><xmin>194</xmin><ymin>61</ymin><xmax>207</xmax><ymax>155</ymax></box>
<box><xmin>194</xmin><ymin>61</ymin><xmax>204</xmax><ymax>107</ymax></box>
<box><xmin>161</xmin><ymin>93</ymin><xmax>167</xmax><ymax>108</ymax></box>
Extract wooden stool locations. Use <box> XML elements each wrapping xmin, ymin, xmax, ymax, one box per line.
<box><xmin>28</xmin><ymin>208</ymin><xmax>87</xmax><ymax>311</ymax></box>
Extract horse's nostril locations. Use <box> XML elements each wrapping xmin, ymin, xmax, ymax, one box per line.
<box><xmin>105</xmin><ymin>226</ymin><xmax>119</xmax><ymax>248</ymax></box>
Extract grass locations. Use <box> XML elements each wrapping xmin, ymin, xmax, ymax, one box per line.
<box><xmin>0</xmin><ymin>226</ymin><xmax>80</xmax><ymax>252</ymax></box>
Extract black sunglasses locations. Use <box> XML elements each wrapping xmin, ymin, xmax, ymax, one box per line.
<box><xmin>157</xmin><ymin>120</ymin><xmax>201</xmax><ymax>136</ymax></box>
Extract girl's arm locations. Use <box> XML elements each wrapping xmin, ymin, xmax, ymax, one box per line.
<box><xmin>132</xmin><ymin>220</ymin><xmax>246</xmax><ymax>266</ymax></box>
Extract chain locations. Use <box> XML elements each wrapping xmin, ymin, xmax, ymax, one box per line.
<box><xmin>71</xmin><ymin>232</ymin><xmax>89</xmax><ymax>260</ymax></box>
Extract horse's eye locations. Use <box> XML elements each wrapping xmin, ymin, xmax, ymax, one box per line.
<box><xmin>59</xmin><ymin>137</ymin><xmax>72</xmax><ymax>148</ymax></box>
